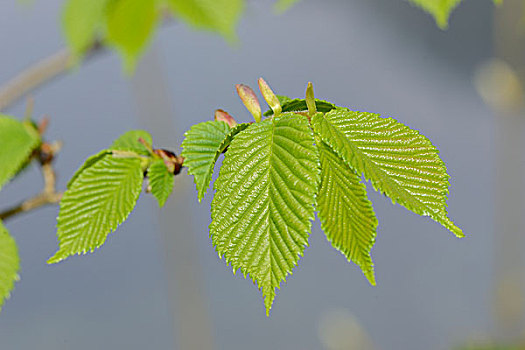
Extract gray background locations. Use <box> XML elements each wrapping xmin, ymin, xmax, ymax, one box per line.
<box><xmin>0</xmin><ymin>0</ymin><xmax>506</xmax><ymax>349</ymax></box>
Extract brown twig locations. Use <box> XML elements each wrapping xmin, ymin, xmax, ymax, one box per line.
<box><xmin>0</xmin><ymin>189</ymin><xmax>62</xmax><ymax>221</ymax></box>
<box><xmin>0</xmin><ymin>161</ymin><xmax>63</xmax><ymax>221</ymax></box>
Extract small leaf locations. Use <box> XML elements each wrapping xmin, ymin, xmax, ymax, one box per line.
<box><xmin>181</xmin><ymin>121</ymin><xmax>249</xmax><ymax>201</ymax></box>
<box><xmin>0</xmin><ymin>221</ymin><xmax>20</xmax><ymax>312</ymax></box>
<box><xmin>49</xmin><ymin>154</ymin><xmax>144</xmax><ymax>263</ymax></box>
<box><xmin>111</xmin><ymin>130</ymin><xmax>153</xmax><ymax>156</ymax></box>
<box><xmin>62</xmin><ymin>0</ymin><xmax>109</xmax><ymax>57</ymax></box>
<box><xmin>0</xmin><ymin>116</ymin><xmax>41</xmax><ymax>190</ymax></box>
<box><xmin>316</xmin><ymin>140</ymin><xmax>378</xmax><ymax>285</ymax></box>
<box><xmin>106</xmin><ymin>0</ymin><xmax>159</xmax><ymax>71</ymax></box>
<box><xmin>148</xmin><ymin>159</ymin><xmax>174</xmax><ymax>207</ymax></box>
<box><xmin>264</xmin><ymin>98</ymin><xmax>336</xmax><ymax>116</ymax></box>
<box><xmin>210</xmin><ymin>114</ymin><xmax>320</xmax><ymax>314</ymax></box>
<box><xmin>407</xmin><ymin>0</ymin><xmax>461</xmax><ymax>29</ymax></box>
<box><xmin>312</xmin><ymin>109</ymin><xmax>462</xmax><ymax>237</ymax></box>
<box><xmin>167</xmin><ymin>0</ymin><xmax>244</xmax><ymax>40</ymax></box>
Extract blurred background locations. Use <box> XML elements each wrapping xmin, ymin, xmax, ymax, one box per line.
<box><xmin>0</xmin><ymin>0</ymin><xmax>524</xmax><ymax>349</ymax></box>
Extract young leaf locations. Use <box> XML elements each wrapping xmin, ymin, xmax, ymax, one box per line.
<box><xmin>316</xmin><ymin>140</ymin><xmax>378</xmax><ymax>285</ymax></box>
<box><xmin>167</xmin><ymin>0</ymin><xmax>244</xmax><ymax>40</ymax></box>
<box><xmin>106</xmin><ymin>0</ymin><xmax>159</xmax><ymax>71</ymax></box>
<box><xmin>210</xmin><ymin>114</ymin><xmax>320</xmax><ymax>314</ymax></box>
<box><xmin>407</xmin><ymin>0</ymin><xmax>461</xmax><ymax>29</ymax></box>
<box><xmin>181</xmin><ymin>121</ymin><xmax>249</xmax><ymax>202</ymax></box>
<box><xmin>312</xmin><ymin>109</ymin><xmax>462</xmax><ymax>237</ymax></box>
<box><xmin>0</xmin><ymin>221</ymin><xmax>20</xmax><ymax>312</ymax></box>
<box><xmin>264</xmin><ymin>98</ymin><xmax>336</xmax><ymax>117</ymax></box>
<box><xmin>148</xmin><ymin>159</ymin><xmax>174</xmax><ymax>208</ymax></box>
<box><xmin>62</xmin><ymin>0</ymin><xmax>109</xmax><ymax>57</ymax></box>
<box><xmin>49</xmin><ymin>155</ymin><xmax>144</xmax><ymax>263</ymax></box>
<box><xmin>111</xmin><ymin>130</ymin><xmax>153</xmax><ymax>156</ymax></box>
<box><xmin>0</xmin><ymin>116</ymin><xmax>41</xmax><ymax>190</ymax></box>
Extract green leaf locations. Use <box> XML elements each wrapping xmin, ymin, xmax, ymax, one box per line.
<box><xmin>264</xmin><ymin>98</ymin><xmax>336</xmax><ymax>116</ymax></box>
<box><xmin>316</xmin><ymin>140</ymin><xmax>378</xmax><ymax>285</ymax></box>
<box><xmin>210</xmin><ymin>114</ymin><xmax>319</xmax><ymax>314</ymax></box>
<box><xmin>0</xmin><ymin>116</ymin><xmax>41</xmax><ymax>190</ymax></box>
<box><xmin>148</xmin><ymin>159</ymin><xmax>174</xmax><ymax>207</ymax></box>
<box><xmin>106</xmin><ymin>0</ymin><xmax>159</xmax><ymax>71</ymax></box>
<box><xmin>407</xmin><ymin>0</ymin><xmax>461</xmax><ymax>29</ymax></box>
<box><xmin>62</xmin><ymin>0</ymin><xmax>109</xmax><ymax>56</ymax></box>
<box><xmin>167</xmin><ymin>0</ymin><xmax>244</xmax><ymax>40</ymax></box>
<box><xmin>276</xmin><ymin>95</ymin><xmax>292</xmax><ymax>105</ymax></box>
<box><xmin>69</xmin><ymin>130</ymin><xmax>151</xmax><ymax>189</ymax></box>
<box><xmin>0</xmin><ymin>221</ymin><xmax>20</xmax><ymax>312</ymax></box>
<box><xmin>111</xmin><ymin>130</ymin><xmax>153</xmax><ymax>156</ymax></box>
<box><xmin>49</xmin><ymin>154</ymin><xmax>144</xmax><ymax>263</ymax></box>
<box><xmin>274</xmin><ymin>0</ymin><xmax>299</xmax><ymax>13</ymax></box>
<box><xmin>67</xmin><ymin>150</ymin><xmax>112</xmax><ymax>189</ymax></box>
<box><xmin>312</xmin><ymin>109</ymin><xmax>462</xmax><ymax>238</ymax></box>
<box><xmin>181</xmin><ymin>121</ymin><xmax>249</xmax><ymax>202</ymax></box>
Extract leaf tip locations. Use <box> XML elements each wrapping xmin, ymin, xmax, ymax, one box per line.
<box><xmin>47</xmin><ymin>251</ymin><xmax>65</xmax><ymax>265</ymax></box>
<box><xmin>365</xmin><ymin>270</ymin><xmax>377</xmax><ymax>286</ymax></box>
<box><xmin>436</xmin><ymin>213</ymin><xmax>464</xmax><ymax>238</ymax></box>
<box><xmin>436</xmin><ymin>18</ymin><xmax>449</xmax><ymax>30</ymax></box>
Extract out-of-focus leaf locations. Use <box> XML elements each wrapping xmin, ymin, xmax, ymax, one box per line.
<box><xmin>106</xmin><ymin>0</ymin><xmax>160</xmax><ymax>71</ymax></box>
<box><xmin>0</xmin><ymin>221</ymin><xmax>20</xmax><ymax>312</ymax></box>
<box><xmin>167</xmin><ymin>0</ymin><xmax>244</xmax><ymax>40</ymax></box>
<box><xmin>0</xmin><ymin>116</ymin><xmax>41</xmax><ymax>190</ymax></box>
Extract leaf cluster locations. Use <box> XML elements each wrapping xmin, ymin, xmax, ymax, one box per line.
<box><xmin>48</xmin><ymin>130</ymin><xmax>177</xmax><ymax>263</ymax></box>
<box><xmin>181</xmin><ymin>80</ymin><xmax>462</xmax><ymax>314</ymax></box>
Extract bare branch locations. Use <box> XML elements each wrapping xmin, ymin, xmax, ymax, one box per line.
<box><xmin>0</xmin><ymin>191</ymin><xmax>62</xmax><ymax>222</ymax></box>
<box><xmin>0</xmin><ymin>42</ymin><xmax>104</xmax><ymax>112</ymax></box>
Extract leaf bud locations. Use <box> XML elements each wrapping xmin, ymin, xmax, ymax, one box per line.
<box><xmin>258</xmin><ymin>78</ymin><xmax>281</xmax><ymax>117</ymax></box>
<box><xmin>305</xmin><ymin>82</ymin><xmax>317</xmax><ymax>116</ymax></box>
<box><xmin>214</xmin><ymin>109</ymin><xmax>237</xmax><ymax>127</ymax></box>
<box><xmin>236</xmin><ymin>84</ymin><xmax>262</xmax><ymax>123</ymax></box>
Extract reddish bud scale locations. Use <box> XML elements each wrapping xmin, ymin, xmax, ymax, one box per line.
<box><xmin>154</xmin><ymin>148</ymin><xmax>183</xmax><ymax>175</ymax></box>
<box><xmin>214</xmin><ymin>109</ymin><xmax>237</xmax><ymax>127</ymax></box>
